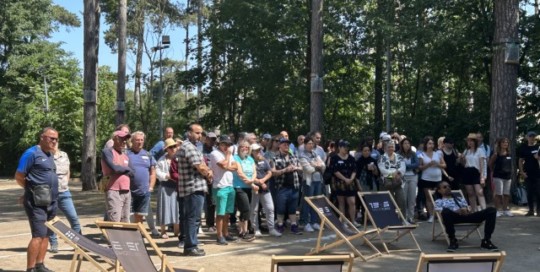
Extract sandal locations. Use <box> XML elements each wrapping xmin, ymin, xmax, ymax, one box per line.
<box><xmin>161</xmin><ymin>233</ymin><xmax>169</xmax><ymax>239</ymax></box>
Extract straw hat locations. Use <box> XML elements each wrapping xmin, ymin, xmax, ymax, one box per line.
<box><xmin>163</xmin><ymin>138</ymin><xmax>177</xmax><ymax>150</ymax></box>
<box><xmin>465</xmin><ymin>133</ymin><xmax>477</xmax><ymax>140</ymax></box>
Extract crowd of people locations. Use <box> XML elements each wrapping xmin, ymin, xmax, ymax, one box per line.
<box><xmin>15</xmin><ymin>125</ymin><xmax>540</xmax><ymax>270</ymax></box>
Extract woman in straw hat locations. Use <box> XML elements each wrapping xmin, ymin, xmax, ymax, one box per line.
<box><xmin>459</xmin><ymin>133</ymin><xmax>487</xmax><ymax>212</ymax></box>
<box><xmin>155</xmin><ymin>138</ymin><xmax>180</xmax><ymax>239</ymax></box>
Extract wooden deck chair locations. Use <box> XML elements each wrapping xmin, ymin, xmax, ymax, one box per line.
<box><xmin>416</xmin><ymin>251</ymin><xmax>506</xmax><ymax>272</ymax></box>
<box><xmin>271</xmin><ymin>253</ymin><xmax>354</xmax><ymax>272</ymax></box>
<box><xmin>45</xmin><ymin>217</ymin><xmax>117</xmax><ymax>272</ymax></box>
<box><xmin>304</xmin><ymin>196</ymin><xmax>382</xmax><ymax>261</ymax></box>
<box><xmin>95</xmin><ymin>221</ymin><xmax>204</xmax><ymax>272</ymax></box>
<box><xmin>358</xmin><ymin>191</ymin><xmax>421</xmax><ymax>254</ymax></box>
<box><xmin>427</xmin><ymin>189</ymin><xmax>483</xmax><ymax>246</ymax></box>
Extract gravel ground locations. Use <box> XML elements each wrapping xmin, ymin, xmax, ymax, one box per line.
<box><xmin>0</xmin><ymin>179</ymin><xmax>538</xmax><ymax>271</ymax></box>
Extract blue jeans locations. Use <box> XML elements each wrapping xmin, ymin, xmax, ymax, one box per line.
<box><xmin>179</xmin><ymin>191</ymin><xmax>204</xmax><ymax>251</ymax></box>
<box><xmin>300</xmin><ymin>181</ymin><xmax>322</xmax><ymax>224</ymax></box>
<box><xmin>275</xmin><ymin>187</ymin><xmax>299</xmax><ymax>216</ymax></box>
<box><xmin>49</xmin><ymin>190</ymin><xmax>81</xmax><ymax>246</ymax></box>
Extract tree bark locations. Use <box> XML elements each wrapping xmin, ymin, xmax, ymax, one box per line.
<box><xmin>81</xmin><ymin>0</ymin><xmax>100</xmax><ymax>191</ymax></box>
<box><xmin>134</xmin><ymin>0</ymin><xmax>145</xmax><ymax>109</ymax></box>
<box><xmin>309</xmin><ymin>0</ymin><xmax>323</xmax><ymax>133</ymax></box>
<box><xmin>116</xmin><ymin>0</ymin><xmax>127</xmax><ymax>125</ymax></box>
<box><xmin>373</xmin><ymin>33</ymin><xmax>384</xmax><ymax>138</ymax></box>
<box><xmin>490</xmin><ymin>0</ymin><xmax>518</xmax><ymax>174</ymax></box>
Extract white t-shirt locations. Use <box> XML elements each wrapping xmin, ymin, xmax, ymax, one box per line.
<box><xmin>420</xmin><ymin>151</ymin><xmax>443</xmax><ymax>182</ymax></box>
<box><xmin>209</xmin><ymin>150</ymin><xmax>234</xmax><ymax>188</ymax></box>
<box><xmin>464</xmin><ymin>148</ymin><xmax>486</xmax><ymax>171</ymax></box>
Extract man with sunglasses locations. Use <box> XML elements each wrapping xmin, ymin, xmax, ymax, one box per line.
<box><xmin>15</xmin><ymin>127</ymin><xmax>60</xmax><ymax>272</ymax></box>
<box><xmin>434</xmin><ymin>181</ymin><xmax>499</xmax><ymax>252</ymax></box>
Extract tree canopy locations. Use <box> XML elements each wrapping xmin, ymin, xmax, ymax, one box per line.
<box><xmin>0</xmin><ymin>0</ymin><xmax>538</xmax><ymax>176</ymax></box>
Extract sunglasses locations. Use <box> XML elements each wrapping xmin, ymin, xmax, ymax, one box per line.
<box><xmin>440</xmin><ymin>185</ymin><xmax>450</xmax><ymax>189</ymax></box>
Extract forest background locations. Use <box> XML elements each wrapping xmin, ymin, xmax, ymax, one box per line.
<box><xmin>0</xmin><ymin>0</ymin><xmax>538</xmax><ymax>182</ymax></box>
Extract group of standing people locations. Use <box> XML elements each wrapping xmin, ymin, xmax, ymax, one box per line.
<box><xmin>16</xmin><ymin>124</ymin><xmax>540</xmax><ymax>270</ymax></box>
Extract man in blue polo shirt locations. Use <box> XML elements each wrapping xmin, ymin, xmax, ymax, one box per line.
<box><xmin>15</xmin><ymin>127</ymin><xmax>59</xmax><ymax>272</ymax></box>
<box><xmin>128</xmin><ymin>131</ymin><xmax>157</xmax><ymax>224</ymax></box>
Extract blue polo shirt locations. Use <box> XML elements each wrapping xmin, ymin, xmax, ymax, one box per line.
<box><xmin>17</xmin><ymin>145</ymin><xmax>59</xmax><ymax>199</ymax></box>
<box><xmin>127</xmin><ymin>149</ymin><xmax>156</xmax><ymax>196</ymax></box>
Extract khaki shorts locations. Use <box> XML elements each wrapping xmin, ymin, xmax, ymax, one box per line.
<box><xmin>106</xmin><ymin>190</ymin><xmax>131</xmax><ymax>222</ymax></box>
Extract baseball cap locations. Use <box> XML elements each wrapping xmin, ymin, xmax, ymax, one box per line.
<box><xmin>527</xmin><ymin>131</ymin><xmax>537</xmax><ymax>137</ymax></box>
<box><xmin>251</xmin><ymin>143</ymin><xmax>262</xmax><ymax>150</ymax></box>
<box><xmin>113</xmin><ymin>130</ymin><xmax>131</xmax><ymax>138</ymax></box>
<box><xmin>218</xmin><ymin>135</ymin><xmax>233</xmax><ymax>145</ymax></box>
<box><xmin>338</xmin><ymin>140</ymin><xmax>350</xmax><ymax>148</ymax></box>
<box><xmin>262</xmin><ymin>133</ymin><xmax>272</xmax><ymax>140</ymax></box>
<box><xmin>207</xmin><ymin>132</ymin><xmax>217</xmax><ymax>138</ymax></box>
<box><xmin>443</xmin><ymin>137</ymin><xmax>454</xmax><ymax>144</ymax></box>
<box><xmin>279</xmin><ymin>137</ymin><xmax>291</xmax><ymax>144</ymax></box>
<box><xmin>380</xmin><ymin>133</ymin><xmax>391</xmax><ymax>142</ymax></box>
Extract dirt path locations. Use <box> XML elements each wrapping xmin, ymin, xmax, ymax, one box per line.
<box><xmin>0</xmin><ymin>179</ymin><xmax>539</xmax><ymax>271</ymax></box>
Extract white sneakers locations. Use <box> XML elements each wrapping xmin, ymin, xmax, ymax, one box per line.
<box><xmin>497</xmin><ymin>210</ymin><xmax>514</xmax><ymax>217</ymax></box>
<box><xmin>304</xmin><ymin>223</ymin><xmax>315</xmax><ymax>232</ymax></box>
<box><xmin>427</xmin><ymin>216</ymin><xmax>434</xmax><ymax>223</ymax></box>
<box><xmin>312</xmin><ymin>223</ymin><xmax>321</xmax><ymax>230</ymax></box>
<box><xmin>269</xmin><ymin>228</ymin><xmax>283</xmax><ymax>237</ymax></box>
<box><xmin>254</xmin><ymin>230</ymin><xmax>263</xmax><ymax>237</ymax></box>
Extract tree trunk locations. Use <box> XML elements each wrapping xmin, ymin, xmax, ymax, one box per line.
<box><xmin>196</xmin><ymin>0</ymin><xmax>203</xmax><ymax>121</ymax></box>
<box><xmin>115</xmin><ymin>0</ymin><xmax>127</xmax><ymax>125</ymax></box>
<box><xmin>309</xmin><ymin>0</ymin><xmax>323</xmax><ymax>133</ymax></box>
<box><xmin>490</xmin><ymin>0</ymin><xmax>518</xmax><ymax>173</ymax></box>
<box><xmin>373</xmin><ymin>33</ymin><xmax>384</xmax><ymax>138</ymax></box>
<box><xmin>81</xmin><ymin>0</ymin><xmax>100</xmax><ymax>191</ymax></box>
<box><xmin>184</xmin><ymin>0</ymin><xmax>191</xmax><ymax>102</ymax></box>
<box><xmin>134</xmin><ymin>0</ymin><xmax>145</xmax><ymax>109</ymax></box>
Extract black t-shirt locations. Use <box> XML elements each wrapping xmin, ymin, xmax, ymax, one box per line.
<box><xmin>442</xmin><ymin>149</ymin><xmax>460</xmax><ymax>179</ymax></box>
<box><xmin>519</xmin><ymin>144</ymin><xmax>540</xmax><ymax>177</ymax></box>
<box><xmin>330</xmin><ymin>154</ymin><xmax>356</xmax><ymax>179</ymax></box>
<box><xmin>493</xmin><ymin>154</ymin><xmax>512</xmax><ymax>179</ymax></box>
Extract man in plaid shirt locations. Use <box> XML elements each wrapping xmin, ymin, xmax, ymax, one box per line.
<box><xmin>271</xmin><ymin>137</ymin><xmax>303</xmax><ymax>234</ymax></box>
<box><xmin>175</xmin><ymin>123</ymin><xmax>212</xmax><ymax>256</ymax></box>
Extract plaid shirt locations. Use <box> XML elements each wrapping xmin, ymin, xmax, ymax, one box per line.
<box><xmin>175</xmin><ymin>140</ymin><xmax>208</xmax><ymax>197</ymax></box>
<box><xmin>271</xmin><ymin>151</ymin><xmax>301</xmax><ymax>189</ymax></box>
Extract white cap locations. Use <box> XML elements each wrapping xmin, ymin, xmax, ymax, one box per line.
<box><xmin>250</xmin><ymin>143</ymin><xmax>262</xmax><ymax>150</ymax></box>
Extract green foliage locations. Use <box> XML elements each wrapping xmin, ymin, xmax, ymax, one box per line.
<box><xmin>0</xmin><ymin>41</ymin><xmax>83</xmax><ymax>174</ymax></box>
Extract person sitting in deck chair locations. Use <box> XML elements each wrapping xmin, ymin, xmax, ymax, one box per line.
<box><xmin>434</xmin><ymin>181</ymin><xmax>499</xmax><ymax>252</ymax></box>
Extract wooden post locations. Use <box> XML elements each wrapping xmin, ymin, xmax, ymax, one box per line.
<box><xmin>82</xmin><ymin>0</ymin><xmax>100</xmax><ymax>191</ymax></box>
<box><xmin>310</xmin><ymin>0</ymin><xmax>324</xmax><ymax>133</ymax></box>
<box><xmin>116</xmin><ymin>0</ymin><xmax>127</xmax><ymax>125</ymax></box>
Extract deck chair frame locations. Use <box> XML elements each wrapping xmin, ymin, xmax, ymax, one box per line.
<box><xmin>45</xmin><ymin>217</ymin><xmax>118</xmax><ymax>272</ymax></box>
<box><xmin>416</xmin><ymin>251</ymin><xmax>506</xmax><ymax>272</ymax></box>
<box><xmin>427</xmin><ymin>189</ymin><xmax>483</xmax><ymax>246</ymax></box>
<box><xmin>304</xmin><ymin>196</ymin><xmax>382</xmax><ymax>261</ymax></box>
<box><xmin>271</xmin><ymin>253</ymin><xmax>354</xmax><ymax>272</ymax></box>
<box><xmin>95</xmin><ymin>220</ymin><xmax>203</xmax><ymax>272</ymax></box>
<box><xmin>358</xmin><ymin>191</ymin><xmax>422</xmax><ymax>254</ymax></box>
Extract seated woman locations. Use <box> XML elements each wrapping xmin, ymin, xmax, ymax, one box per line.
<box><xmin>433</xmin><ymin>181</ymin><xmax>499</xmax><ymax>252</ymax></box>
